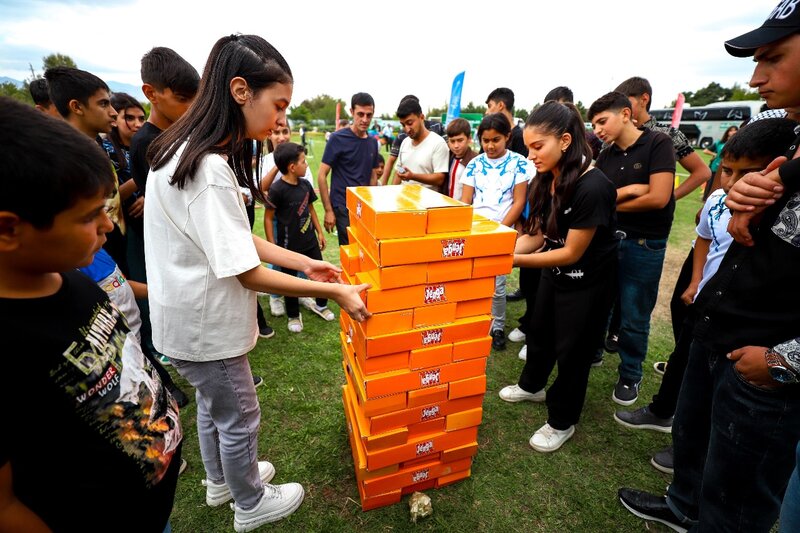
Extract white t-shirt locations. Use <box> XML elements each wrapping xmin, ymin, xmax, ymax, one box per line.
<box><xmin>144</xmin><ymin>143</ymin><xmax>262</xmax><ymax>361</ymax></box>
<box><xmin>397</xmin><ymin>132</ymin><xmax>450</xmax><ymax>190</ymax></box>
<box><xmin>460</xmin><ymin>150</ymin><xmax>533</xmax><ymax>223</ymax></box>
<box><xmin>694</xmin><ymin>188</ymin><xmax>733</xmax><ymax>299</ymax></box>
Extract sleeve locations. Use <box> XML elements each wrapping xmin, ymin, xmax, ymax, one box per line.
<box><xmin>460</xmin><ymin>158</ymin><xmax>478</xmax><ymax>187</ymax></box>
<box><xmin>129</xmin><ymin>137</ymin><xmax>150</xmax><ymax>193</ymax></box>
<box><xmin>778</xmin><ymin>141</ymin><xmax>800</xmax><ymax>192</ymax></box>
<box><xmin>186</xmin><ymin>166</ymin><xmax>261</xmax><ymax>279</ymax></box>
<box><xmin>648</xmin><ymin>132</ymin><xmax>677</xmax><ymax>176</ymax></box>
<box><xmin>391</xmin><ymin>134</ymin><xmax>405</xmax><ymax>158</ymax></box>
<box><xmin>514</xmin><ymin>157</ymin><xmax>533</xmax><ymax>185</ymax></box>
<box><xmin>774</xmin><ymin>337</ymin><xmax>800</xmax><ymax>375</ymax></box>
<box><xmin>568</xmin><ymin>171</ymin><xmax>616</xmax><ymax>229</ymax></box>
<box><xmin>321</xmin><ymin>134</ymin><xmax>339</xmax><ymax>166</ymax></box>
<box><xmin>432</xmin><ymin>139</ymin><xmax>450</xmax><ymax>173</ymax></box>
<box><xmin>695</xmin><ymin>192</ymin><xmax>719</xmax><ymax>240</ymax></box>
<box><xmin>307</xmin><ymin>181</ymin><xmax>318</xmax><ymax>204</ymax></box>
<box><xmin>265</xmin><ymin>182</ymin><xmax>280</xmax><ymax>210</ymax></box>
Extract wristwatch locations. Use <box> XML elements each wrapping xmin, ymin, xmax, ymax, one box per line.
<box><xmin>765</xmin><ymin>348</ymin><xmax>800</xmax><ymax>384</ymax></box>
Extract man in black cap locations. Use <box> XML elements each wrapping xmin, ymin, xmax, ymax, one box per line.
<box><xmin>617</xmin><ymin>2</ymin><xmax>800</xmax><ymax>531</ymax></box>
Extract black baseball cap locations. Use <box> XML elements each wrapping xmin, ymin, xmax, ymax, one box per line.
<box><xmin>725</xmin><ymin>0</ymin><xmax>800</xmax><ymax>57</ymax></box>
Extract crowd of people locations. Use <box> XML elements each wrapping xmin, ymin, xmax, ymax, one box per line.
<box><xmin>1</xmin><ymin>1</ymin><xmax>799</xmax><ymax>531</ymax></box>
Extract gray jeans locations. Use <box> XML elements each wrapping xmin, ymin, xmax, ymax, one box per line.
<box><xmin>491</xmin><ymin>274</ymin><xmax>507</xmax><ymax>332</ymax></box>
<box><xmin>170</xmin><ymin>355</ymin><xmax>263</xmax><ymax>510</ymax></box>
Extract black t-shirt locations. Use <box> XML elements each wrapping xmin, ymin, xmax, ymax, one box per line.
<box><xmin>0</xmin><ymin>271</ymin><xmax>182</xmax><ymax>532</ymax></box>
<box><xmin>509</xmin><ymin>125</ymin><xmax>528</xmax><ymax>157</ymax></box>
<box><xmin>595</xmin><ymin>128</ymin><xmax>676</xmax><ymax>239</ymax></box>
<box><xmin>266</xmin><ymin>178</ymin><xmax>319</xmax><ymax>252</ymax></box>
<box><xmin>130</xmin><ymin>122</ymin><xmax>163</xmax><ymax>195</ymax></box>
<box><xmin>322</xmin><ymin>127</ymin><xmax>381</xmax><ymax>208</ymax></box>
<box><xmin>693</xmin><ymin>138</ymin><xmax>800</xmax><ymax>354</ymax></box>
<box><xmin>537</xmin><ymin>168</ymin><xmax>618</xmax><ymax>287</ymax></box>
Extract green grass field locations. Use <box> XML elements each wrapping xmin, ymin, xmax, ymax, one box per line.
<box><xmin>167</xmin><ymin>133</ymin><xmax>709</xmax><ymax>532</ymax></box>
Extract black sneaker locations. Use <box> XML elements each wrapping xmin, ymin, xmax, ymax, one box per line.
<box><xmin>612</xmin><ymin>377</ymin><xmax>641</xmax><ymax>406</ymax></box>
<box><xmin>651</xmin><ymin>446</ymin><xmax>674</xmax><ymax>474</ymax></box>
<box><xmin>491</xmin><ymin>329</ymin><xmax>506</xmax><ymax>351</ymax></box>
<box><xmin>259</xmin><ymin>325</ymin><xmax>275</xmax><ymax>339</ymax></box>
<box><xmin>604</xmin><ymin>333</ymin><xmax>620</xmax><ymax>353</ymax></box>
<box><xmin>506</xmin><ymin>289</ymin><xmax>524</xmax><ymax>302</ymax></box>
<box><xmin>253</xmin><ymin>375</ymin><xmax>264</xmax><ymax>388</ymax></box>
<box><xmin>618</xmin><ymin>488</ymin><xmax>688</xmax><ymax>532</ymax></box>
<box><xmin>614</xmin><ymin>406</ymin><xmax>672</xmax><ymax>433</ymax></box>
<box><xmin>591</xmin><ymin>348</ymin><xmax>604</xmax><ymax>368</ymax></box>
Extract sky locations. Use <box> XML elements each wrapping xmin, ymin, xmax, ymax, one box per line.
<box><xmin>0</xmin><ymin>0</ymin><xmax>780</xmax><ymax>115</ymax></box>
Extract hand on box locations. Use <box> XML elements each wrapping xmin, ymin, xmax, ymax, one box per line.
<box><xmin>338</xmin><ymin>283</ymin><xmax>372</xmax><ymax>322</ymax></box>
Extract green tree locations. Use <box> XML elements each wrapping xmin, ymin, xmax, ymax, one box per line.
<box><xmin>683</xmin><ymin>82</ymin><xmax>733</xmax><ymax>106</ymax></box>
<box><xmin>730</xmin><ymin>82</ymin><xmax>760</xmax><ymax>101</ymax></box>
<box><xmin>575</xmin><ymin>101</ymin><xmax>588</xmax><ymax>121</ymax></box>
<box><xmin>0</xmin><ymin>82</ymin><xmax>32</xmax><ymax>104</ymax></box>
<box><xmin>514</xmin><ymin>108</ymin><xmax>528</xmax><ymax>120</ymax></box>
<box><xmin>428</xmin><ymin>105</ymin><xmax>447</xmax><ymax>118</ymax></box>
<box><xmin>294</xmin><ymin>94</ymin><xmax>349</xmax><ymax>124</ymax></box>
<box><xmin>42</xmin><ymin>53</ymin><xmax>77</xmax><ymax>71</ymax></box>
<box><xmin>462</xmin><ymin>101</ymin><xmax>487</xmax><ymax>114</ymax></box>
<box><xmin>288</xmin><ymin>103</ymin><xmax>312</xmax><ymax>124</ymax></box>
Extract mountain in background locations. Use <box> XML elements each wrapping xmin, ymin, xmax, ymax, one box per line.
<box><xmin>1</xmin><ymin>76</ymin><xmax>145</xmax><ymax>101</ymax></box>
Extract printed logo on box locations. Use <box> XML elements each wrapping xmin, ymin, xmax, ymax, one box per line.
<box><xmin>356</xmin><ymin>200</ymin><xmax>362</xmax><ymax>218</ymax></box>
<box><xmin>420</xmin><ymin>368</ymin><xmax>441</xmax><ymax>387</ymax></box>
<box><xmin>441</xmin><ymin>238</ymin><xmax>466</xmax><ymax>258</ymax></box>
<box><xmin>416</xmin><ymin>440</ymin><xmax>434</xmax><ymax>456</ymax></box>
<box><xmin>420</xmin><ymin>405</ymin><xmax>440</xmax><ymax>421</ymax></box>
<box><xmin>424</xmin><ymin>284</ymin><xmax>446</xmax><ymax>304</ymax></box>
<box><xmin>421</xmin><ymin>329</ymin><xmax>443</xmax><ymax>346</ymax></box>
<box><xmin>412</xmin><ymin>469</ymin><xmax>430</xmax><ymax>483</ymax></box>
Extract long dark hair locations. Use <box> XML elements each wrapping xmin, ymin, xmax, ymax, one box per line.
<box><xmin>108</xmin><ymin>92</ymin><xmax>145</xmax><ymax>171</ymax></box>
<box><xmin>148</xmin><ymin>34</ymin><xmax>293</xmax><ymax>203</ymax></box>
<box><xmin>525</xmin><ymin>101</ymin><xmax>592</xmax><ymax>236</ymax></box>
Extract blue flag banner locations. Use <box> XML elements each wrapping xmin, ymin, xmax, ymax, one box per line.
<box><xmin>445</xmin><ymin>71</ymin><xmax>465</xmax><ymax>126</ymax></box>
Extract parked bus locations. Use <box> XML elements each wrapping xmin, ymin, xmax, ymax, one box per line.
<box><xmin>648</xmin><ymin>101</ymin><xmax>764</xmax><ymax>149</ymax></box>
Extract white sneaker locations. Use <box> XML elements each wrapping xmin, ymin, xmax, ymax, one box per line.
<box><xmin>499</xmin><ymin>384</ymin><xmax>545</xmax><ymax>403</ymax></box>
<box><xmin>529</xmin><ymin>423</ymin><xmax>575</xmax><ymax>453</ymax></box>
<box><xmin>299</xmin><ymin>297</ymin><xmax>316</xmax><ymax>311</ymax></box>
<box><xmin>202</xmin><ymin>461</ymin><xmax>276</xmax><ymax>507</ymax></box>
<box><xmin>518</xmin><ymin>345</ymin><xmax>527</xmax><ymax>360</ymax></box>
<box><xmin>269</xmin><ymin>297</ymin><xmax>286</xmax><ymax>317</ymax></box>
<box><xmin>287</xmin><ymin>315</ymin><xmax>303</xmax><ymax>333</ymax></box>
<box><xmin>233</xmin><ymin>483</ymin><xmax>305</xmax><ymax>532</ymax></box>
<box><xmin>508</xmin><ymin>327</ymin><xmax>526</xmax><ymax>343</ymax></box>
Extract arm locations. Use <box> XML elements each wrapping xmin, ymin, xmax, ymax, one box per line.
<box><xmin>674</xmin><ymin>151</ymin><xmax>712</xmax><ymax>200</ymax></box>
<box><xmin>370</xmin><ymin>167</ymin><xmax>378</xmax><ymax>187</ymax></box>
<box><xmin>380</xmin><ymin>155</ymin><xmax>398</xmax><ymax>185</ymax></box>
<box><xmin>264</xmin><ymin>208</ymin><xmax>275</xmax><ymax>244</ymax></box>
<box><xmin>616</xmin><ymin>171</ymin><xmax>674</xmax><ymax>212</ymax></box>
<box><xmin>726</xmin><ymin>338</ymin><xmax>800</xmax><ymax>388</ymax></box>
<box><xmin>616</xmin><ymin>183</ymin><xmax>649</xmax><ymax>203</ymax></box>
<box><xmin>128</xmin><ymin>280</ymin><xmax>148</xmax><ymax>299</ymax></box>
<box><xmin>500</xmin><ymin>182</ymin><xmax>527</xmax><ymax>227</ymax></box>
<box><xmin>119</xmin><ymin>179</ymin><xmax>138</xmax><ymax>202</ymax></box>
<box><xmin>310</xmin><ymin>207</ymin><xmax>325</xmax><ymax>251</ymax></box>
<box><xmin>260</xmin><ymin>166</ymin><xmax>280</xmax><ymax>193</ymax></box>
<box><xmin>513</xmin><ymin>227</ymin><xmax>596</xmax><ymax>268</ymax></box>
<box><xmin>316</xmin><ymin>162</ymin><xmax>336</xmax><ymax>232</ymax></box>
<box><xmin>514</xmin><ymin>232</ymin><xmax>544</xmax><ymax>254</ymax></box>
<box><xmin>460</xmin><ymin>184</ymin><xmax>474</xmax><ymax>205</ymax></box>
<box><xmin>681</xmin><ymin>237</ymin><xmax>710</xmax><ymax>305</ymax></box>
<box><xmin>0</xmin><ymin>463</ymin><xmax>52</xmax><ymax>532</ymax></box>
<box><xmin>702</xmin><ymin>147</ymin><xmax>717</xmax><ymax>157</ymax></box>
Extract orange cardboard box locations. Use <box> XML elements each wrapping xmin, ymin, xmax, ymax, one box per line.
<box><xmin>342</xmin><ymin>308</ymin><xmax>414</xmax><ymax>338</ymax></box>
<box><xmin>412</xmin><ymin>302</ymin><xmax>457</xmax><ymax>328</ymax></box>
<box><xmin>362</xmin><ymin>426</ymin><xmax>479</xmax><ymax>471</ymax></box>
<box><xmin>342</xmin><ymin>385</ymin><xmax>400</xmax><ymax>481</ymax></box>
<box><xmin>406</xmin><ymin>417</ymin><xmax>446</xmax><ymax>439</ymax></box>
<box><xmin>343</xmin><ymin>359</ymin><xmax>406</xmax><ymax>417</ymax></box>
<box><xmin>400</xmin><ymin>478</ymin><xmax>437</xmax><ymax>495</ymax></box>
<box><xmin>354</xmin><ymin>273</ymin><xmax>495</xmax><ymax>315</ymax></box>
<box><xmin>365</xmin><ymin>394</ymin><xmax>484</xmax><ymax>434</ymax></box>
<box><xmin>357</xmin><ymin>483</ymin><xmax>401</xmax><ymax>511</ymax></box>
<box><xmin>345</xmin><ymin>379</ymin><xmax>410</xmax><ymax>453</ymax></box>
<box><xmin>341</xmin><ymin>329</ymin><xmax>409</xmax><ymax>376</ymax></box>
<box><xmin>407</xmin><ymin>384</ymin><xmax>448</xmax><ymax>408</ymax></box>
<box><xmin>339</xmin><ymin>244</ymin><xmax>360</xmax><ymax>277</ymax></box>
<box><xmin>452</xmin><ymin>336</ymin><xmax>492</xmax><ymax>361</ymax></box>
<box><xmin>436</xmin><ymin>468</ymin><xmax>472</xmax><ymax>488</ymax></box>
<box><xmin>346</xmin><ymin>225</ymin><xmax>357</xmax><ymax>246</ymax></box>
<box><xmin>409</xmin><ymin>343</ymin><xmax>452</xmax><ymax>370</ymax></box>
<box><xmin>355</xmin><ymin>241</ymin><xmax>428</xmax><ymax>290</ymax></box>
<box><xmin>455</xmin><ymin>299</ymin><xmax>493</xmax><ymax>319</ymax></box>
<box><xmin>401</xmin><ymin>454</ymin><xmax>441</xmax><ymax>469</ymax></box>
<box><xmin>445</xmin><ymin>407</ymin><xmax>483</xmax><ymax>431</ymax></box>
<box><xmin>449</xmin><ymin>374</ymin><xmax>487</xmax><ymax>400</ymax></box>
<box><xmin>362</xmin><ymin>457</ymin><xmax>472</xmax><ymax>498</ymax></box>
<box><xmin>351</xmin><ymin>213</ymin><xmax>517</xmax><ymax>267</ymax></box>
<box><xmin>472</xmin><ymin>254</ymin><xmax>514</xmax><ymax>278</ymax></box>
<box><xmin>346</xmin><ymin>184</ymin><xmax>473</xmax><ymax>239</ymax></box>
<box><xmin>426</xmin><ymin>258</ymin><xmax>473</xmax><ymax>283</ymax></box>
<box><xmin>441</xmin><ymin>442</ymin><xmax>479</xmax><ymax>463</ymax></box>
<box><xmin>345</xmin><ymin>312</ymin><xmax>492</xmax><ymax>358</ymax></box>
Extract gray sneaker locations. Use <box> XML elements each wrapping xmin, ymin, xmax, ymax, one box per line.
<box><xmin>614</xmin><ymin>406</ymin><xmax>672</xmax><ymax>433</ymax></box>
<box><xmin>651</xmin><ymin>446</ymin><xmax>674</xmax><ymax>475</ymax></box>
<box><xmin>612</xmin><ymin>377</ymin><xmax>641</xmax><ymax>406</ymax></box>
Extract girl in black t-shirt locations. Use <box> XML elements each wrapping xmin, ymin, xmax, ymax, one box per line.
<box><xmin>499</xmin><ymin>102</ymin><xmax>618</xmax><ymax>453</ymax></box>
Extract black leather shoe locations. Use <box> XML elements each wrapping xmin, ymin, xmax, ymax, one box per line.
<box><xmin>505</xmin><ymin>289</ymin><xmax>524</xmax><ymax>301</ymax></box>
<box><xmin>491</xmin><ymin>329</ymin><xmax>506</xmax><ymax>350</ymax></box>
<box><xmin>618</xmin><ymin>488</ymin><xmax>688</xmax><ymax>532</ymax></box>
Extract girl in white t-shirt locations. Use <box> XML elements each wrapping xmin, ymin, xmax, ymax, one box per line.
<box><xmin>460</xmin><ymin>113</ymin><xmax>532</xmax><ymax>351</ymax></box>
<box><xmin>144</xmin><ymin>34</ymin><xmax>370</xmax><ymax>531</ymax></box>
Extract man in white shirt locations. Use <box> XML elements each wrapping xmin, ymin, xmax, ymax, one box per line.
<box><xmin>391</xmin><ymin>97</ymin><xmax>449</xmax><ymax>190</ymax></box>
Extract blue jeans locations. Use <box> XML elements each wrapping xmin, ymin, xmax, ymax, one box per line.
<box><xmin>667</xmin><ymin>341</ymin><xmax>800</xmax><ymax>532</ymax></box>
<box><xmin>780</xmin><ymin>441</ymin><xmax>800</xmax><ymax>532</ymax></box>
<box><xmin>616</xmin><ymin>237</ymin><xmax>666</xmax><ymax>381</ymax></box>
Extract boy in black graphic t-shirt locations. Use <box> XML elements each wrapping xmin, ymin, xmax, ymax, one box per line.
<box><xmin>0</xmin><ymin>99</ymin><xmax>182</xmax><ymax>532</ymax></box>
<box><xmin>265</xmin><ymin>143</ymin><xmax>335</xmax><ymax>333</ymax></box>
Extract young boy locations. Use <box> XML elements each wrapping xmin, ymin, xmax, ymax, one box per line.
<box><xmin>28</xmin><ymin>77</ymin><xmax>61</xmax><ymax>118</ymax></box>
<box><xmin>0</xmin><ymin>97</ymin><xmax>182</xmax><ymax>532</ymax></box>
<box><xmin>484</xmin><ymin>87</ymin><xmax>528</xmax><ymax>157</ymax></box>
<box><xmin>444</xmin><ymin>117</ymin><xmax>477</xmax><ymax>199</ymax></box>
<box><xmin>265</xmin><ymin>143</ymin><xmax>334</xmax><ymax>332</ymax></box>
<box><xmin>392</xmin><ymin>97</ymin><xmax>449</xmax><ymax>189</ymax></box>
<box><xmin>613</xmin><ymin>118</ymin><xmax>799</xmax><ymax>472</ymax></box>
<box><xmin>589</xmin><ymin>91</ymin><xmax>676</xmax><ymax>405</ymax></box>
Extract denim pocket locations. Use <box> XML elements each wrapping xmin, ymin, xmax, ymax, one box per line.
<box><xmin>730</xmin><ymin>361</ymin><xmax>784</xmax><ymax>394</ymax></box>
<box><xmin>641</xmin><ymin>238</ymin><xmax>667</xmax><ymax>252</ymax></box>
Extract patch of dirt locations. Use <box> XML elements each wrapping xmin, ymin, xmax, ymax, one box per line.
<box><xmin>653</xmin><ymin>242</ymin><xmax>689</xmax><ymax>325</ymax></box>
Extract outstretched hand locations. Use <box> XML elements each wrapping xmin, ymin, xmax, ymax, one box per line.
<box><xmin>304</xmin><ymin>259</ymin><xmax>342</xmax><ymax>283</ymax></box>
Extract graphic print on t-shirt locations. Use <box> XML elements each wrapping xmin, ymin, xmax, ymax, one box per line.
<box><xmin>57</xmin><ymin>298</ymin><xmax>182</xmax><ymax>486</ymax></box>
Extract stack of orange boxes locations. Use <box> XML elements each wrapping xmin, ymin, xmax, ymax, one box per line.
<box><xmin>338</xmin><ymin>184</ymin><xmax>517</xmax><ymax>511</ymax></box>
